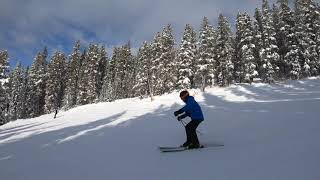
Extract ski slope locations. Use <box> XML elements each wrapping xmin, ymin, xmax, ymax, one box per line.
<box><xmin>1</xmin><ymin>77</ymin><xmax>320</xmax><ymax>180</ymax></box>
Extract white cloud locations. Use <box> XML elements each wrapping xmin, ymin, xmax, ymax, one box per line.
<box><xmin>0</xmin><ymin>0</ymin><xmax>278</xmax><ymax>65</ymax></box>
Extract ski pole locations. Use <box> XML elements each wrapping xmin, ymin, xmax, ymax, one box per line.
<box><xmin>180</xmin><ymin>119</ymin><xmax>187</xmax><ymax>127</ymax></box>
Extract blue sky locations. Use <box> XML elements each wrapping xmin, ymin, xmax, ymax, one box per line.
<box><xmin>0</xmin><ymin>0</ymin><xmax>283</xmax><ymax>68</ymax></box>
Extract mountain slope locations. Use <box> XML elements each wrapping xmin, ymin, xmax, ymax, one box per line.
<box><xmin>1</xmin><ymin>77</ymin><xmax>320</xmax><ymax>180</ymax></box>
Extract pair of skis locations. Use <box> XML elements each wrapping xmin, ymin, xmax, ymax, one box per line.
<box><xmin>159</xmin><ymin>144</ymin><xmax>224</xmax><ymax>152</ymax></box>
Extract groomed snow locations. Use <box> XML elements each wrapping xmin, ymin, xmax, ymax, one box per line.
<box><xmin>1</xmin><ymin>77</ymin><xmax>320</xmax><ymax>180</ymax></box>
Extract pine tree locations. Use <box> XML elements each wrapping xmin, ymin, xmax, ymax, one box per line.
<box><xmin>234</xmin><ymin>13</ymin><xmax>244</xmax><ymax>83</ymax></box>
<box><xmin>158</xmin><ymin>24</ymin><xmax>176</xmax><ymax>94</ymax></box>
<box><xmin>0</xmin><ymin>50</ymin><xmax>9</xmax><ymax>80</ymax></box>
<box><xmin>77</xmin><ymin>50</ymin><xmax>90</xmax><ymax>105</ymax></box>
<box><xmin>99</xmin><ymin>55</ymin><xmax>111</xmax><ymax>102</ymax></box>
<box><xmin>0</xmin><ymin>83</ymin><xmax>7</xmax><ymax>124</ymax></box>
<box><xmin>134</xmin><ymin>42</ymin><xmax>153</xmax><ymax>98</ymax></box>
<box><xmin>316</xmin><ymin>3</ymin><xmax>320</xmax><ymax>65</ymax></box>
<box><xmin>122</xmin><ymin>42</ymin><xmax>135</xmax><ymax>98</ymax></box>
<box><xmin>8</xmin><ymin>63</ymin><xmax>25</xmax><ymax>120</ymax></box>
<box><xmin>235</xmin><ymin>12</ymin><xmax>258</xmax><ymax>83</ymax></box>
<box><xmin>86</xmin><ymin>43</ymin><xmax>101</xmax><ymax>103</ymax></box>
<box><xmin>65</xmin><ymin>41</ymin><xmax>82</xmax><ymax>108</ymax></box>
<box><xmin>96</xmin><ymin>45</ymin><xmax>107</xmax><ymax>99</ymax></box>
<box><xmin>150</xmin><ymin>32</ymin><xmax>162</xmax><ymax>96</ymax></box>
<box><xmin>74</xmin><ymin>43</ymin><xmax>106</xmax><ymax>104</ymax></box>
<box><xmin>21</xmin><ymin>67</ymin><xmax>32</xmax><ymax>119</ymax></box>
<box><xmin>109</xmin><ymin>43</ymin><xmax>133</xmax><ymax>100</ymax></box>
<box><xmin>272</xmin><ymin>3</ymin><xmax>288</xmax><ymax>79</ymax></box>
<box><xmin>28</xmin><ymin>48</ymin><xmax>48</xmax><ymax>117</ymax></box>
<box><xmin>277</xmin><ymin>0</ymin><xmax>302</xmax><ymax>79</ymax></box>
<box><xmin>107</xmin><ymin>47</ymin><xmax>119</xmax><ymax>101</ymax></box>
<box><xmin>215</xmin><ymin>14</ymin><xmax>234</xmax><ymax>86</ymax></box>
<box><xmin>260</xmin><ymin>0</ymin><xmax>280</xmax><ymax>83</ymax></box>
<box><xmin>45</xmin><ymin>51</ymin><xmax>67</xmax><ymax>113</ymax></box>
<box><xmin>295</xmin><ymin>0</ymin><xmax>319</xmax><ymax>77</ymax></box>
<box><xmin>177</xmin><ymin>24</ymin><xmax>198</xmax><ymax>89</ymax></box>
<box><xmin>197</xmin><ymin>17</ymin><xmax>216</xmax><ymax>91</ymax></box>
<box><xmin>253</xmin><ymin>8</ymin><xmax>264</xmax><ymax>78</ymax></box>
<box><xmin>149</xmin><ymin>25</ymin><xmax>177</xmax><ymax>95</ymax></box>
<box><xmin>0</xmin><ymin>50</ymin><xmax>9</xmax><ymax>124</ymax></box>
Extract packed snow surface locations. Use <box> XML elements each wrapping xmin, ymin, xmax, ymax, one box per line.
<box><xmin>1</xmin><ymin>77</ymin><xmax>320</xmax><ymax>180</ymax></box>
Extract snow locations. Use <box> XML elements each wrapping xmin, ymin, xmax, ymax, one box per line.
<box><xmin>1</xmin><ymin>77</ymin><xmax>320</xmax><ymax>180</ymax></box>
<box><xmin>0</xmin><ymin>78</ymin><xmax>8</xmax><ymax>85</ymax></box>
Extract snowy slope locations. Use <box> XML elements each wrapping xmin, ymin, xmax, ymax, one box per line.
<box><xmin>1</xmin><ymin>77</ymin><xmax>320</xmax><ymax>180</ymax></box>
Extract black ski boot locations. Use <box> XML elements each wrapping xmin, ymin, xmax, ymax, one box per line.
<box><xmin>187</xmin><ymin>143</ymin><xmax>202</xmax><ymax>149</ymax></box>
<box><xmin>180</xmin><ymin>142</ymin><xmax>190</xmax><ymax>148</ymax></box>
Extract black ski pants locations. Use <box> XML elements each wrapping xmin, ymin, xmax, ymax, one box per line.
<box><xmin>184</xmin><ymin>120</ymin><xmax>202</xmax><ymax>146</ymax></box>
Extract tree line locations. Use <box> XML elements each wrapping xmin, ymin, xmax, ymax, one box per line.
<box><xmin>0</xmin><ymin>0</ymin><xmax>319</xmax><ymax>125</ymax></box>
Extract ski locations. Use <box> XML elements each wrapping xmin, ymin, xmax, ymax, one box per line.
<box><xmin>159</xmin><ymin>144</ymin><xmax>223</xmax><ymax>152</ymax></box>
<box><xmin>159</xmin><ymin>146</ymin><xmax>187</xmax><ymax>152</ymax></box>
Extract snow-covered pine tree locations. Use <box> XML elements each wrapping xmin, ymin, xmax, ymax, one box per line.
<box><xmin>171</xmin><ymin>49</ymin><xmax>180</xmax><ymax>89</ymax></box>
<box><xmin>123</xmin><ymin>42</ymin><xmax>135</xmax><ymax>98</ymax></box>
<box><xmin>77</xmin><ymin>50</ymin><xmax>90</xmax><ymax>105</ymax></box>
<box><xmin>234</xmin><ymin>13</ymin><xmax>244</xmax><ymax>83</ymax></box>
<box><xmin>134</xmin><ymin>41</ymin><xmax>153</xmax><ymax>99</ymax></box>
<box><xmin>110</xmin><ymin>43</ymin><xmax>133</xmax><ymax>100</ymax></box>
<box><xmin>28</xmin><ymin>48</ymin><xmax>48</xmax><ymax>117</ymax></box>
<box><xmin>215</xmin><ymin>14</ymin><xmax>234</xmax><ymax>86</ymax></box>
<box><xmin>235</xmin><ymin>12</ymin><xmax>258</xmax><ymax>84</ymax></box>
<box><xmin>110</xmin><ymin>46</ymin><xmax>121</xmax><ymax>100</ymax></box>
<box><xmin>150</xmin><ymin>32</ymin><xmax>162</xmax><ymax>96</ymax></box>
<box><xmin>149</xmin><ymin>25</ymin><xmax>177</xmax><ymax>95</ymax></box>
<box><xmin>158</xmin><ymin>24</ymin><xmax>176</xmax><ymax>94</ymax></box>
<box><xmin>316</xmin><ymin>3</ymin><xmax>320</xmax><ymax>67</ymax></box>
<box><xmin>0</xmin><ymin>50</ymin><xmax>9</xmax><ymax>80</ymax></box>
<box><xmin>273</xmin><ymin>3</ymin><xmax>282</xmax><ymax>56</ymax></box>
<box><xmin>134</xmin><ymin>42</ymin><xmax>147</xmax><ymax>98</ymax></box>
<box><xmin>64</xmin><ymin>41</ymin><xmax>82</xmax><ymax>108</ymax></box>
<box><xmin>85</xmin><ymin>43</ymin><xmax>100</xmax><ymax>103</ymax></box>
<box><xmin>295</xmin><ymin>0</ymin><xmax>319</xmax><ymax>77</ymax></box>
<box><xmin>7</xmin><ymin>63</ymin><xmax>25</xmax><ymax>120</ymax></box>
<box><xmin>0</xmin><ymin>83</ymin><xmax>7</xmax><ymax>125</ymax></box>
<box><xmin>0</xmin><ymin>50</ymin><xmax>9</xmax><ymax>124</ymax></box>
<box><xmin>99</xmin><ymin>54</ymin><xmax>111</xmax><ymax>102</ymax></box>
<box><xmin>272</xmin><ymin>3</ymin><xmax>288</xmax><ymax>79</ymax></box>
<box><xmin>108</xmin><ymin>47</ymin><xmax>120</xmax><ymax>101</ymax></box>
<box><xmin>197</xmin><ymin>17</ymin><xmax>216</xmax><ymax>91</ymax></box>
<box><xmin>277</xmin><ymin>0</ymin><xmax>302</xmax><ymax>79</ymax></box>
<box><xmin>260</xmin><ymin>0</ymin><xmax>280</xmax><ymax>83</ymax></box>
<box><xmin>177</xmin><ymin>24</ymin><xmax>198</xmax><ymax>89</ymax></box>
<box><xmin>253</xmin><ymin>8</ymin><xmax>264</xmax><ymax>79</ymax></box>
<box><xmin>96</xmin><ymin>45</ymin><xmax>107</xmax><ymax>99</ymax></box>
<box><xmin>21</xmin><ymin>67</ymin><xmax>32</xmax><ymax>119</ymax></box>
<box><xmin>45</xmin><ymin>51</ymin><xmax>67</xmax><ymax>113</ymax></box>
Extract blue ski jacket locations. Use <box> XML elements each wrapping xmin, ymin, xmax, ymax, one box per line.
<box><xmin>178</xmin><ymin>96</ymin><xmax>204</xmax><ymax>121</ymax></box>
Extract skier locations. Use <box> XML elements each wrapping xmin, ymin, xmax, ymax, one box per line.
<box><xmin>174</xmin><ymin>90</ymin><xmax>204</xmax><ymax>149</ymax></box>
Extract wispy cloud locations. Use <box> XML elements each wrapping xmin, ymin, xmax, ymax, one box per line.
<box><xmin>0</xmin><ymin>0</ymin><xmax>277</xmax><ymax>66</ymax></box>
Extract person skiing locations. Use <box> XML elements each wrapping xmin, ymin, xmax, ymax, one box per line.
<box><xmin>174</xmin><ymin>90</ymin><xmax>204</xmax><ymax>149</ymax></box>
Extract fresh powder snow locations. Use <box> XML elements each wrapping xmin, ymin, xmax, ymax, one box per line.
<box><xmin>1</xmin><ymin>77</ymin><xmax>320</xmax><ymax>180</ymax></box>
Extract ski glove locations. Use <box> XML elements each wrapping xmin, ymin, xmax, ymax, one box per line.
<box><xmin>174</xmin><ymin>109</ymin><xmax>183</xmax><ymax>116</ymax></box>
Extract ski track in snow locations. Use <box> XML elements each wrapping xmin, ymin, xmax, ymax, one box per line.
<box><xmin>0</xmin><ymin>77</ymin><xmax>320</xmax><ymax>180</ymax></box>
